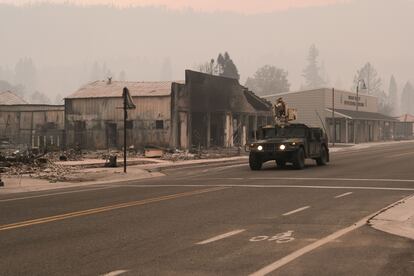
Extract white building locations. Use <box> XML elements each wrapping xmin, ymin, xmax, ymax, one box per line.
<box><xmin>264</xmin><ymin>88</ymin><xmax>403</xmax><ymax>143</ymax></box>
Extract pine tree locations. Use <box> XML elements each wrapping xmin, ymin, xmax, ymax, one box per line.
<box><xmin>119</xmin><ymin>70</ymin><xmax>126</xmax><ymax>81</ymax></box>
<box><xmin>160</xmin><ymin>58</ymin><xmax>172</xmax><ymax>80</ymax></box>
<box><xmin>217</xmin><ymin>52</ymin><xmax>239</xmax><ymax>80</ymax></box>
<box><xmin>14</xmin><ymin>57</ymin><xmax>37</xmax><ymax>94</ymax></box>
<box><xmin>388</xmin><ymin>75</ymin><xmax>398</xmax><ymax>115</ymax></box>
<box><xmin>302</xmin><ymin>44</ymin><xmax>325</xmax><ymax>89</ymax></box>
<box><xmin>401</xmin><ymin>82</ymin><xmax>414</xmax><ymax>114</ymax></box>
<box><xmin>90</xmin><ymin>62</ymin><xmax>100</xmax><ymax>81</ymax></box>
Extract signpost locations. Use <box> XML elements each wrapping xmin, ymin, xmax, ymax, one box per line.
<box><xmin>122</xmin><ymin>87</ymin><xmax>136</xmax><ymax>173</ymax></box>
<box><xmin>332</xmin><ymin>88</ymin><xmax>335</xmax><ymax>147</ymax></box>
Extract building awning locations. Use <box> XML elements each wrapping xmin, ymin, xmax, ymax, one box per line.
<box><xmin>326</xmin><ymin>108</ymin><xmax>398</xmax><ymax>122</ymax></box>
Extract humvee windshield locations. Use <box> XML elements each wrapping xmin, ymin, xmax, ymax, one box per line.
<box><xmin>261</xmin><ymin>128</ymin><xmax>276</xmax><ymax>139</ymax></box>
<box><xmin>275</xmin><ymin>127</ymin><xmax>306</xmax><ymax>138</ymax></box>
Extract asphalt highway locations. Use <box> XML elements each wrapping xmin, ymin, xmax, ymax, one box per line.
<box><xmin>1</xmin><ymin>142</ymin><xmax>414</xmax><ymax>275</ymax></box>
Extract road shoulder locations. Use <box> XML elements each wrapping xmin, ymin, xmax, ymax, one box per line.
<box><xmin>370</xmin><ymin>195</ymin><xmax>414</xmax><ymax>240</ymax></box>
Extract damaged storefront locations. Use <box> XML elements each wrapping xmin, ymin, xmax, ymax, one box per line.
<box><xmin>0</xmin><ymin>91</ymin><xmax>65</xmax><ymax>150</ymax></box>
<box><xmin>171</xmin><ymin>70</ymin><xmax>272</xmax><ymax>149</ymax></box>
<box><xmin>65</xmin><ymin>70</ymin><xmax>272</xmax><ymax>150</ymax></box>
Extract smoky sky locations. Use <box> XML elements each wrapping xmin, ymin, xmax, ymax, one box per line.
<box><xmin>0</xmin><ymin>0</ymin><xmax>413</xmax><ymax>98</ymax></box>
<box><xmin>0</xmin><ymin>0</ymin><xmax>350</xmax><ymax>13</ymax></box>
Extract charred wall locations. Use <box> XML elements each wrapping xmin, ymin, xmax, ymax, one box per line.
<box><xmin>171</xmin><ymin>70</ymin><xmax>273</xmax><ymax>149</ymax></box>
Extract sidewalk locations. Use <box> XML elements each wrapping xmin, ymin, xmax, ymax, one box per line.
<box><xmin>0</xmin><ymin>166</ymin><xmax>163</xmax><ymax>195</ymax></box>
<box><xmin>329</xmin><ymin>139</ymin><xmax>414</xmax><ymax>153</ymax></box>
<box><xmin>370</xmin><ymin>195</ymin><xmax>414</xmax><ymax>240</ymax></box>
<box><xmin>0</xmin><ymin>156</ymin><xmax>247</xmax><ymax>195</ymax></box>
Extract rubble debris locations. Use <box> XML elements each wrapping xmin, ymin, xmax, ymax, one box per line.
<box><xmin>105</xmin><ymin>155</ymin><xmax>118</xmax><ymax>167</ymax></box>
<box><xmin>0</xmin><ymin>149</ymin><xmax>78</xmax><ymax>183</ymax></box>
<box><xmin>161</xmin><ymin>147</ymin><xmax>245</xmax><ymax>161</ymax></box>
<box><xmin>145</xmin><ymin>148</ymin><xmax>164</xmax><ymax>158</ymax></box>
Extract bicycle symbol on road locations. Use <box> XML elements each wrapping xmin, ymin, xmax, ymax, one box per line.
<box><xmin>249</xmin><ymin>230</ymin><xmax>295</xmax><ymax>243</ymax></box>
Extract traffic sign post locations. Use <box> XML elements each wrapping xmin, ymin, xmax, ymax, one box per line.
<box><xmin>122</xmin><ymin>87</ymin><xmax>136</xmax><ymax>173</ymax></box>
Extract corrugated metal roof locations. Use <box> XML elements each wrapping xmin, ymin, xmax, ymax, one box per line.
<box><xmin>66</xmin><ymin>80</ymin><xmax>184</xmax><ymax>99</ymax></box>
<box><xmin>327</xmin><ymin>108</ymin><xmax>397</xmax><ymax>121</ymax></box>
<box><xmin>0</xmin><ymin>91</ymin><xmax>28</xmax><ymax>105</ymax></box>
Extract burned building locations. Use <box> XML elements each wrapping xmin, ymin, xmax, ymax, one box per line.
<box><xmin>65</xmin><ymin>70</ymin><xmax>272</xmax><ymax>150</ymax></box>
<box><xmin>0</xmin><ymin>91</ymin><xmax>65</xmax><ymax>150</ymax></box>
<box><xmin>172</xmin><ymin>70</ymin><xmax>272</xmax><ymax>149</ymax></box>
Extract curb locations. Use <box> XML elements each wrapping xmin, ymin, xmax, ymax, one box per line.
<box><xmin>143</xmin><ymin>156</ymin><xmax>248</xmax><ymax>172</ymax></box>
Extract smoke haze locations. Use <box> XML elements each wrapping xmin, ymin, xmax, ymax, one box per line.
<box><xmin>0</xmin><ymin>0</ymin><xmax>413</xmax><ymax>103</ymax></box>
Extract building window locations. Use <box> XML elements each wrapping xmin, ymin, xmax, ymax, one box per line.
<box><xmin>156</xmin><ymin>120</ymin><xmax>164</xmax><ymax>129</ymax></box>
<box><xmin>125</xmin><ymin>120</ymin><xmax>133</xmax><ymax>129</ymax></box>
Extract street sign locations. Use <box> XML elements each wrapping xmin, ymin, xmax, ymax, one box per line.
<box><xmin>123</xmin><ymin>87</ymin><xmax>136</xmax><ymax>110</ymax></box>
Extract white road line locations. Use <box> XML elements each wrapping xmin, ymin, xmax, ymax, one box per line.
<box><xmin>386</xmin><ymin>152</ymin><xmax>414</xmax><ymax>158</ymax></box>
<box><xmin>334</xmin><ymin>192</ymin><xmax>353</xmax><ymax>199</ymax></box>
<box><xmin>192</xmin><ymin>176</ymin><xmax>414</xmax><ymax>183</ymax></box>
<box><xmin>102</xmin><ymin>270</ymin><xmax>129</xmax><ymax>276</ymax></box>
<box><xmin>247</xmin><ymin>177</ymin><xmax>414</xmax><ymax>183</ymax></box>
<box><xmin>249</xmin><ymin>195</ymin><xmax>411</xmax><ymax>276</ymax></box>
<box><xmin>114</xmin><ymin>184</ymin><xmax>414</xmax><ymax>192</ymax></box>
<box><xmin>282</xmin><ymin>206</ymin><xmax>310</xmax><ymax>216</ymax></box>
<box><xmin>0</xmin><ymin>186</ymin><xmax>115</xmax><ymax>203</ymax></box>
<box><xmin>196</xmin><ymin>229</ymin><xmax>246</xmax><ymax>245</ymax></box>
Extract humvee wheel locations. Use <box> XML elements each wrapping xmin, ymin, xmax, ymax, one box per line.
<box><xmin>249</xmin><ymin>153</ymin><xmax>262</xmax><ymax>170</ymax></box>
<box><xmin>276</xmin><ymin>159</ymin><xmax>286</xmax><ymax>168</ymax></box>
<box><xmin>316</xmin><ymin>146</ymin><xmax>328</xmax><ymax>166</ymax></box>
<box><xmin>293</xmin><ymin>147</ymin><xmax>305</xmax><ymax>170</ymax></box>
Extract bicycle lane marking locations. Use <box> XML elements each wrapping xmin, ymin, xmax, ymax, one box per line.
<box><xmin>249</xmin><ymin>195</ymin><xmax>412</xmax><ymax>276</ymax></box>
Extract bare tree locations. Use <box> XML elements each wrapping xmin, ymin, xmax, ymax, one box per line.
<box><xmin>245</xmin><ymin>65</ymin><xmax>290</xmax><ymax>96</ymax></box>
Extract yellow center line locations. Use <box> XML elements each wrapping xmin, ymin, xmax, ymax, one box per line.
<box><xmin>0</xmin><ymin>187</ymin><xmax>229</xmax><ymax>232</ymax></box>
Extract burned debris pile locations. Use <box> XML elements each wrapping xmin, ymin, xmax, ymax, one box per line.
<box><xmin>0</xmin><ymin>149</ymin><xmax>78</xmax><ymax>183</ymax></box>
<box><xmin>161</xmin><ymin>147</ymin><xmax>245</xmax><ymax>161</ymax></box>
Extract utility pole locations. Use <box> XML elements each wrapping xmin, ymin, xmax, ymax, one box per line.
<box><xmin>354</xmin><ymin>79</ymin><xmax>366</xmax><ymax>144</ymax></box>
<box><xmin>123</xmin><ymin>89</ymin><xmax>127</xmax><ymax>173</ymax></box>
<box><xmin>332</xmin><ymin>88</ymin><xmax>335</xmax><ymax>147</ymax></box>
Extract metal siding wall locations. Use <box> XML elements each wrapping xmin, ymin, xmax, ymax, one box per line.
<box><xmin>324</xmin><ymin>89</ymin><xmax>378</xmax><ymax>113</ymax></box>
<box><xmin>268</xmin><ymin>89</ymin><xmax>326</xmax><ymax>129</ymax></box>
<box><xmin>0</xmin><ymin>107</ymin><xmax>65</xmax><ymax>148</ymax></box>
<box><xmin>65</xmin><ymin>96</ymin><xmax>172</xmax><ymax>149</ymax></box>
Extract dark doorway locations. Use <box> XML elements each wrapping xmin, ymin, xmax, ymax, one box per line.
<box><xmin>210</xmin><ymin>113</ymin><xmax>225</xmax><ymax>147</ymax></box>
<box><xmin>191</xmin><ymin>112</ymin><xmax>207</xmax><ymax>148</ymax></box>
<box><xmin>74</xmin><ymin>121</ymin><xmax>86</xmax><ymax>148</ymax></box>
<box><xmin>106</xmin><ymin>123</ymin><xmax>117</xmax><ymax>148</ymax></box>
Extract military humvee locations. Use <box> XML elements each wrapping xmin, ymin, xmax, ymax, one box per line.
<box><xmin>247</xmin><ymin>123</ymin><xmax>329</xmax><ymax>170</ymax></box>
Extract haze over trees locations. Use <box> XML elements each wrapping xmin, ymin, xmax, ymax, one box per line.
<box><xmin>1</xmin><ymin>0</ymin><xmax>414</xmax><ymax>111</ymax></box>
<box><xmin>245</xmin><ymin>65</ymin><xmax>290</xmax><ymax>96</ymax></box>
<box><xmin>401</xmin><ymin>82</ymin><xmax>414</xmax><ymax>114</ymax></box>
<box><xmin>302</xmin><ymin>45</ymin><xmax>325</xmax><ymax>90</ymax></box>
<box><xmin>197</xmin><ymin>52</ymin><xmax>240</xmax><ymax>80</ymax></box>
<box><xmin>388</xmin><ymin>75</ymin><xmax>399</xmax><ymax>116</ymax></box>
<box><xmin>353</xmin><ymin>62</ymin><xmax>393</xmax><ymax>115</ymax></box>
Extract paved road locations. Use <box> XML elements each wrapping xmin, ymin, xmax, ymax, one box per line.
<box><xmin>1</xmin><ymin>142</ymin><xmax>414</xmax><ymax>275</ymax></box>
